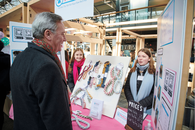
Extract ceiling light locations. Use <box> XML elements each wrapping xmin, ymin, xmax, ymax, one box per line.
<box><xmin>106</xmin><ymin>19</ymin><xmax>157</xmax><ymax>27</ymax></box>
<box><xmin>106</xmin><ymin>25</ymin><xmax>157</xmax><ymax>32</ymax></box>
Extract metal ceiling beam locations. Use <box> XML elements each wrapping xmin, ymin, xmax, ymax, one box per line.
<box><xmin>94</xmin><ymin>6</ymin><xmax>100</xmax><ymax>14</ymax></box>
<box><xmin>6</xmin><ymin>1</ymin><xmax>13</xmax><ymax>7</ymax></box>
<box><xmin>110</xmin><ymin>0</ymin><xmax>116</xmax><ymax>10</ymax></box>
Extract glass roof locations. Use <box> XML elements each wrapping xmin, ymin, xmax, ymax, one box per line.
<box><xmin>0</xmin><ymin>0</ymin><xmax>30</xmax><ymax>14</ymax></box>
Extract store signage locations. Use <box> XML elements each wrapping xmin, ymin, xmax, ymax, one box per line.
<box><xmin>125</xmin><ymin>100</ymin><xmax>143</xmax><ymax>130</ymax></box>
<box><xmin>55</xmin><ymin>0</ymin><xmax>93</xmax><ymax>21</ymax></box>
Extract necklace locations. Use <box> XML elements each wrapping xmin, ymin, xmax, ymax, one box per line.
<box><xmin>89</xmin><ymin>61</ymin><xmax>102</xmax><ymax>88</ymax></box>
<box><xmin>71</xmin><ymin>88</ymin><xmax>86</xmax><ymax>109</ymax></box>
<box><xmin>104</xmin><ymin>67</ymin><xmax>116</xmax><ymax>96</ymax></box>
<box><xmin>72</xmin><ymin>113</ymin><xmax>90</xmax><ymax>129</ymax></box>
<box><xmin>104</xmin><ymin>63</ymin><xmax>124</xmax><ymax>95</ymax></box>
<box><xmin>96</xmin><ymin>61</ymin><xmax>111</xmax><ymax>89</ymax></box>
<box><xmin>113</xmin><ymin>63</ymin><xmax>123</xmax><ymax>94</ymax></box>
<box><xmin>78</xmin><ymin>61</ymin><xmax>93</xmax><ymax>81</ymax></box>
<box><xmin>73</xmin><ymin>110</ymin><xmax>93</xmax><ymax>121</ymax></box>
<box><xmin>82</xmin><ymin>65</ymin><xmax>93</xmax><ymax>80</ymax></box>
<box><xmin>71</xmin><ymin>68</ymin><xmax>94</xmax><ymax>108</ymax></box>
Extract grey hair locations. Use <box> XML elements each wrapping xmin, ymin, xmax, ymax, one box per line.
<box><xmin>32</xmin><ymin>12</ymin><xmax>63</xmax><ymax>39</ymax></box>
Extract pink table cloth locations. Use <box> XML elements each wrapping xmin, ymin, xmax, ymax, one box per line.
<box><xmin>72</xmin><ymin>104</ymin><xmax>125</xmax><ymax>130</ymax></box>
<box><xmin>71</xmin><ymin>103</ymin><xmax>154</xmax><ymax>130</ymax></box>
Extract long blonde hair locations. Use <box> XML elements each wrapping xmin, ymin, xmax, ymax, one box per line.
<box><xmin>130</xmin><ymin>48</ymin><xmax>155</xmax><ymax>74</ymax></box>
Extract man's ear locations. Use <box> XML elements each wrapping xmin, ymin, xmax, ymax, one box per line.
<box><xmin>44</xmin><ymin>29</ymin><xmax>52</xmax><ymax>41</ymax></box>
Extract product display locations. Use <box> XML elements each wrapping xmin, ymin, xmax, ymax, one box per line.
<box><xmin>72</xmin><ymin>61</ymin><xmax>124</xmax><ymax>105</ymax></box>
<box><xmin>71</xmin><ymin>56</ymin><xmax>129</xmax><ymax>120</ymax></box>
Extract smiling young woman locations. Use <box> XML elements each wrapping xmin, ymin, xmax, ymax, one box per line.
<box><xmin>68</xmin><ymin>48</ymin><xmax>85</xmax><ymax>92</ymax></box>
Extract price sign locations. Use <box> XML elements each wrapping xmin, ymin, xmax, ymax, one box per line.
<box><xmin>126</xmin><ymin>100</ymin><xmax>143</xmax><ymax>130</ymax></box>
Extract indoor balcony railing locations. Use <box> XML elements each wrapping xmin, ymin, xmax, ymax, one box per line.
<box><xmin>90</xmin><ymin>4</ymin><xmax>166</xmax><ymax>27</ymax></box>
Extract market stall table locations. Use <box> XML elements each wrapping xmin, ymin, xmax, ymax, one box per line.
<box><xmin>71</xmin><ymin>103</ymin><xmax>155</xmax><ymax>130</ymax></box>
<box><xmin>72</xmin><ymin>103</ymin><xmax>125</xmax><ymax>130</ymax></box>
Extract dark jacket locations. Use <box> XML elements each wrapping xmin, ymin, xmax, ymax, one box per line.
<box><xmin>124</xmin><ymin>68</ymin><xmax>155</xmax><ymax>110</ymax></box>
<box><xmin>0</xmin><ymin>52</ymin><xmax>10</xmax><ymax>94</ymax></box>
<box><xmin>10</xmin><ymin>42</ymin><xmax>72</xmax><ymax>130</ymax></box>
<box><xmin>68</xmin><ymin>62</ymin><xmax>81</xmax><ymax>92</ymax></box>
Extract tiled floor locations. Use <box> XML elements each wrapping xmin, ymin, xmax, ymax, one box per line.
<box><xmin>117</xmin><ymin>89</ymin><xmax>128</xmax><ymax>109</ymax></box>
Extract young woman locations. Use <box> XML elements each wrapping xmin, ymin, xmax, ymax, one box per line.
<box><xmin>124</xmin><ymin>48</ymin><xmax>155</xmax><ymax>115</ymax></box>
<box><xmin>68</xmin><ymin>48</ymin><xmax>85</xmax><ymax>92</ymax></box>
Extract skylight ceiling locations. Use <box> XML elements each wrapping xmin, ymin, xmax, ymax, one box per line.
<box><xmin>0</xmin><ymin>0</ymin><xmax>30</xmax><ymax>14</ymax></box>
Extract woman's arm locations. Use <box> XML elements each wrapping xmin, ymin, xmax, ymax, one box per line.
<box><xmin>124</xmin><ymin>72</ymin><xmax>134</xmax><ymax>102</ymax></box>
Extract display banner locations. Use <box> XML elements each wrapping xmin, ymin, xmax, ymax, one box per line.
<box><xmin>151</xmin><ymin>0</ymin><xmax>192</xmax><ymax>129</ymax></box>
<box><xmin>9</xmin><ymin>21</ymin><xmax>32</xmax><ymax>64</ymax></box>
<box><xmin>9</xmin><ymin>21</ymin><xmax>66</xmax><ymax>73</ymax></box>
<box><xmin>126</xmin><ymin>100</ymin><xmax>143</xmax><ymax>130</ymax></box>
<box><xmin>55</xmin><ymin>0</ymin><xmax>94</xmax><ymax>21</ymax></box>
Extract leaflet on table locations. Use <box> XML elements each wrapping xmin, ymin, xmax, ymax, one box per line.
<box><xmin>115</xmin><ymin>108</ymin><xmax>127</xmax><ymax>126</ymax></box>
<box><xmin>89</xmin><ymin>98</ymin><xmax>104</xmax><ymax>120</ymax></box>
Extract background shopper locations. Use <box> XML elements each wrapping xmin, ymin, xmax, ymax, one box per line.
<box><xmin>0</xmin><ymin>40</ymin><xmax>10</xmax><ymax>129</ymax></box>
<box><xmin>65</xmin><ymin>50</ymin><xmax>69</xmax><ymax>81</ymax></box>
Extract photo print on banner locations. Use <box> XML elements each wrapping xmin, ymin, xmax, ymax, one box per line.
<box><xmin>162</xmin><ymin>68</ymin><xmax>176</xmax><ymax>105</ymax></box>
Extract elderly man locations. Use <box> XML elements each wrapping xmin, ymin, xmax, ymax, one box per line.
<box><xmin>10</xmin><ymin>12</ymin><xmax>72</xmax><ymax>130</ymax></box>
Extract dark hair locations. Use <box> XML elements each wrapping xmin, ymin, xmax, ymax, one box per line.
<box><xmin>65</xmin><ymin>50</ymin><xmax>69</xmax><ymax>62</ymax></box>
<box><xmin>0</xmin><ymin>40</ymin><xmax>4</xmax><ymax>51</ymax></box>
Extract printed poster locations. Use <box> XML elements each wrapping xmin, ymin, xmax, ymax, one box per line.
<box><xmin>159</xmin><ymin>0</ymin><xmax>174</xmax><ymax>46</ymax></box>
<box><xmin>158</xmin><ymin>98</ymin><xmax>171</xmax><ymax>130</ymax></box>
<box><xmin>162</xmin><ymin>68</ymin><xmax>176</xmax><ymax>105</ymax></box>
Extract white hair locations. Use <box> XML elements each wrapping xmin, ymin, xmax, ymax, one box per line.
<box><xmin>32</xmin><ymin>12</ymin><xmax>63</xmax><ymax>39</ymax></box>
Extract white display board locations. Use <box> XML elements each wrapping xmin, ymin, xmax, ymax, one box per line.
<box><xmin>55</xmin><ymin>0</ymin><xmax>94</xmax><ymax>21</ymax></box>
<box><xmin>9</xmin><ymin>21</ymin><xmax>32</xmax><ymax>64</ymax></box>
<box><xmin>159</xmin><ymin>0</ymin><xmax>174</xmax><ymax>46</ymax></box>
<box><xmin>151</xmin><ymin>0</ymin><xmax>190</xmax><ymax>130</ymax></box>
<box><xmin>71</xmin><ymin>55</ymin><xmax>130</xmax><ymax>118</ymax></box>
<box><xmin>9</xmin><ymin>21</ymin><xmax>66</xmax><ymax>73</ymax></box>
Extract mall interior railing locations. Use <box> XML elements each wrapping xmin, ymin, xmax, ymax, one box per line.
<box><xmin>89</xmin><ymin>4</ymin><xmax>166</xmax><ymax>27</ymax></box>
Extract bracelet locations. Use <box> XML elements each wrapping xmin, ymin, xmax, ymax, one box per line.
<box><xmin>73</xmin><ymin>110</ymin><xmax>93</xmax><ymax>121</ymax></box>
<box><xmin>72</xmin><ymin>114</ymin><xmax>90</xmax><ymax>129</ymax></box>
